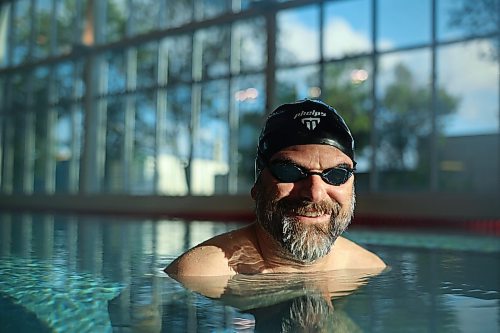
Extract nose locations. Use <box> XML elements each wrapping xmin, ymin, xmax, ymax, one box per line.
<box><xmin>296</xmin><ymin>174</ymin><xmax>328</xmax><ymax>202</ymax></box>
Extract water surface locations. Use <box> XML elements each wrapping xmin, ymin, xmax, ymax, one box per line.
<box><xmin>0</xmin><ymin>213</ymin><xmax>498</xmax><ymax>332</ymax></box>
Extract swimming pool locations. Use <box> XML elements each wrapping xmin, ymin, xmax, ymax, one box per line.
<box><xmin>0</xmin><ymin>212</ymin><xmax>498</xmax><ymax>332</ymax></box>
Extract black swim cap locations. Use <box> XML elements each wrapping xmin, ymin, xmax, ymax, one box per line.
<box><xmin>255</xmin><ymin>99</ymin><xmax>355</xmax><ymax>180</ymax></box>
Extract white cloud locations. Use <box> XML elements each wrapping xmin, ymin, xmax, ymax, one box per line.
<box><xmin>438</xmin><ymin>40</ymin><xmax>498</xmax><ymax>135</ymax></box>
<box><xmin>278</xmin><ymin>13</ymin><xmax>498</xmax><ymax>135</ymax></box>
<box><xmin>278</xmin><ymin>15</ymin><xmax>320</xmax><ymax>63</ymax></box>
<box><xmin>324</xmin><ymin>17</ymin><xmax>372</xmax><ymax>58</ymax></box>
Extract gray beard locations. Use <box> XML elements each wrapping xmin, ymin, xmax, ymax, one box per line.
<box><xmin>255</xmin><ymin>188</ymin><xmax>355</xmax><ymax>264</ymax></box>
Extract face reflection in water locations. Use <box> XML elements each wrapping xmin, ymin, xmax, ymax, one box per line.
<box><xmin>254</xmin><ymin>178</ymin><xmax>355</xmax><ymax>263</ymax></box>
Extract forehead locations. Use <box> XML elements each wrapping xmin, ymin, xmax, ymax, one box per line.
<box><xmin>269</xmin><ymin>144</ymin><xmax>352</xmax><ymax>168</ymax></box>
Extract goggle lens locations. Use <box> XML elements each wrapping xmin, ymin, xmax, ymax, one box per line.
<box><xmin>268</xmin><ymin>162</ymin><xmax>354</xmax><ymax>186</ymax></box>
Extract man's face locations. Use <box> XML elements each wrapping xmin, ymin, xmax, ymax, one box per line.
<box><xmin>252</xmin><ymin>144</ymin><xmax>355</xmax><ymax>263</ymax></box>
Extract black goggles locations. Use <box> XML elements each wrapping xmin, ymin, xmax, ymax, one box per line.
<box><xmin>268</xmin><ymin>162</ymin><xmax>355</xmax><ymax>186</ymax></box>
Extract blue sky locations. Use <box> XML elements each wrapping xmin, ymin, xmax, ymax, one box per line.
<box><xmin>278</xmin><ymin>0</ymin><xmax>499</xmax><ymax>136</ymax></box>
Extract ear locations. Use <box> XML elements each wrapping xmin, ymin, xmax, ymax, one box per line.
<box><xmin>251</xmin><ymin>184</ymin><xmax>257</xmax><ymax>200</ymax></box>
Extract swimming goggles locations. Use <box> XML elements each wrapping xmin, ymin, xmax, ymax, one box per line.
<box><xmin>268</xmin><ymin>162</ymin><xmax>355</xmax><ymax>186</ymax></box>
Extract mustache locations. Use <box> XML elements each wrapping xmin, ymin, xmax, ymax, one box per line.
<box><xmin>276</xmin><ymin>198</ymin><xmax>340</xmax><ymax>216</ymax></box>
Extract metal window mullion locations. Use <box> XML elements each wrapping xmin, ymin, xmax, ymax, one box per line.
<box><xmin>69</xmin><ymin>104</ymin><xmax>80</xmax><ymax>193</ymax></box>
<box><xmin>80</xmin><ymin>54</ymin><xmax>107</xmax><ymax>193</ymax></box>
<box><xmin>74</xmin><ymin>0</ymin><xmax>83</xmax><ymax>44</ymax></box>
<box><xmin>68</xmin><ymin>61</ymin><xmax>82</xmax><ymax>193</ymax></box>
<box><xmin>228</xmin><ymin>77</ymin><xmax>239</xmax><ymax>194</ymax></box>
<box><xmin>155</xmin><ymin>42</ymin><xmax>168</xmax><ymax>194</ymax></box>
<box><xmin>45</xmin><ymin>67</ymin><xmax>57</xmax><ymax>193</ymax></box>
<box><xmin>265</xmin><ymin>8</ymin><xmax>276</xmax><ymax>113</ymax></box>
<box><xmin>189</xmin><ymin>33</ymin><xmax>203</xmax><ymax>194</ymax></box>
<box><xmin>498</xmin><ymin>8</ymin><xmax>500</xmax><ymax>193</ymax></box>
<box><xmin>24</xmin><ymin>73</ymin><xmax>35</xmax><ymax>193</ymax></box>
<box><xmin>6</xmin><ymin>2</ymin><xmax>14</xmax><ymax>66</ymax></box>
<box><xmin>28</xmin><ymin>0</ymin><xmax>36</xmax><ymax>61</ymax></box>
<box><xmin>369</xmin><ymin>0</ymin><xmax>379</xmax><ymax>192</ymax></box>
<box><xmin>155</xmin><ymin>87</ymin><xmax>166</xmax><ymax>194</ymax></box>
<box><xmin>318</xmin><ymin>0</ymin><xmax>325</xmax><ymax>95</ymax></box>
<box><xmin>1</xmin><ymin>75</ymin><xmax>13</xmax><ymax>193</ymax></box>
<box><xmin>126</xmin><ymin>0</ymin><xmax>133</xmax><ymax>37</ymax></box>
<box><xmin>228</xmin><ymin>22</ymin><xmax>240</xmax><ymax>194</ymax></box>
<box><xmin>430</xmin><ymin>0</ymin><xmax>438</xmax><ymax>191</ymax></box>
<box><xmin>50</xmin><ymin>0</ymin><xmax>57</xmax><ymax>55</ymax></box>
<box><xmin>80</xmin><ymin>0</ymin><xmax>106</xmax><ymax>193</ymax></box>
<box><xmin>93</xmin><ymin>0</ymin><xmax>105</xmax><ymax>45</ymax></box>
<box><xmin>123</xmin><ymin>48</ymin><xmax>137</xmax><ymax>192</ymax></box>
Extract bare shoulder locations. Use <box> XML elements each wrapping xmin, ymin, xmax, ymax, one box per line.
<box><xmin>165</xmin><ymin>224</ymin><xmax>257</xmax><ymax>277</ymax></box>
<box><xmin>166</xmin><ymin>244</ymin><xmax>235</xmax><ymax>277</ymax></box>
<box><xmin>334</xmin><ymin>236</ymin><xmax>386</xmax><ymax>269</ymax></box>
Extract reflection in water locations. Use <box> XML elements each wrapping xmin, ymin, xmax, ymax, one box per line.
<box><xmin>168</xmin><ymin>269</ymin><xmax>380</xmax><ymax>332</ymax></box>
<box><xmin>251</xmin><ymin>294</ymin><xmax>360</xmax><ymax>333</ymax></box>
<box><xmin>0</xmin><ymin>213</ymin><xmax>499</xmax><ymax>332</ymax></box>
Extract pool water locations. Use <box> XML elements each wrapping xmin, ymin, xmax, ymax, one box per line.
<box><xmin>0</xmin><ymin>213</ymin><xmax>499</xmax><ymax>332</ymax></box>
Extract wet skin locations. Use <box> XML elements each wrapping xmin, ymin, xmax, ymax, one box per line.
<box><xmin>166</xmin><ymin>144</ymin><xmax>386</xmax><ymax>277</ymax></box>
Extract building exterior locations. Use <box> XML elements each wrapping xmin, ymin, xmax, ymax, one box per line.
<box><xmin>0</xmin><ymin>0</ymin><xmax>498</xmax><ymax>216</ymax></box>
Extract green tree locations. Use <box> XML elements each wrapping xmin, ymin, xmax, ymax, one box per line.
<box><xmin>447</xmin><ymin>0</ymin><xmax>499</xmax><ymax>60</ymax></box>
<box><xmin>322</xmin><ymin>60</ymin><xmax>372</xmax><ymax>154</ymax></box>
<box><xmin>380</xmin><ymin>64</ymin><xmax>458</xmax><ymax>170</ymax></box>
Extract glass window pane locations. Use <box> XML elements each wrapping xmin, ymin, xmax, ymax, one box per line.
<box><xmin>106</xmin><ymin>50</ymin><xmax>126</xmax><ymax>93</ymax></box>
<box><xmin>12</xmin><ymin>111</ymin><xmax>28</xmax><ymax>193</ymax></box>
<box><xmin>164</xmin><ymin>0</ymin><xmax>193</xmax><ymax>28</ymax></box>
<box><xmin>137</xmin><ymin>42</ymin><xmax>158</xmax><ymax>89</ymax></box>
<box><xmin>323</xmin><ymin>58</ymin><xmax>372</xmax><ymax>174</ymax></box>
<box><xmin>34</xmin><ymin>107</ymin><xmax>57</xmax><ymax>194</ymax></box>
<box><xmin>275</xmin><ymin>65</ymin><xmax>320</xmax><ymax>107</ymax></box>
<box><xmin>277</xmin><ymin>5</ymin><xmax>320</xmax><ymax>65</ymax></box>
<box><xmin>12</xmin><ymin>0</ymin><xmax>31</xmax><ymax>65</ymax></box>
<box><xmin>130</xmin><ymin>0</ymin><xmax>160</xmax><ymax>35</ymax></box>
<box><xmin>106</xmin><ymin>0</ymin><xmax>127</xmax><ymax>42</ymax></box>
<box><xmin>239</xmin><ymin>0</ymin><xmax>267</xmax><ymax>11</ymax></box>
<box><xmin>55</xmin><ymin>62</ymin><xmax>74</xmax><ymax>100</ymax></box>
<box><xmin>104</xmin><ymin>96</ymin><xmax>125</xmax><ymax>192</ymax></box>
<box><xmin>324</xmin><ymin>0</ymin><xmax>371</xmax><ymax>59</ymax></box>
<box><xmin>55</xmin><ymin>104</ymin><xmax>82</xmax><ymax>193</ymax></box>
<box><xmin>33</xmin><ymin>67</ymin><xmax>50</xmax><ymax>109</ymax></box>
<box><xmin>192</xmin><ymin>80</ymin><xmax>230</xmax><ymax>195</ymax></box>
<box><xmin>56</xmin><ymin>0</ymin><xmax>80</xmax><ymax>54</ymax></box>
<box><xmin>438</xmin><ymin>40</ymin><xmax>498</xmax><ymax>136</ymax></box>
<box><xmin>0</xmin><ymin>5</ymin><xmax>10</xmax><ymax>68</ymax></box>
<box><xmin>233</xmin><ymin>17</ymin><xmax>267</xmax><ymax>72</ymax></box>
<box><xmin>194</xmin><ymin>0</ymin><xmax>231</xmax><ymax>21</ymax></box>
<box><xmin>33</xmin><ymin>68</ymin><xmax>52</xmax><ymax>193</ymax></box>
<box><xmin>377</xmin><ymin>49</ymin><xmax>432</xmax><ymax>191</ymax></box>
<box><xmin>377</xmin><ymin>0</ymin><xmax>431</xmax><ymax>51</ymax></box>
<box><xmin>34</xmin><ymin>0</ymin><xmax>52</xmax><ymax>59</ymax></box>
<box><xmin>438</xmin><ymin>0</ymin><xmax>499</xmax><ymax>41</ymax></box>
<box><xmin>158</xmin><ymin>85</ymin><xmax>192</xmax><ymax>195</ymax></box>
<box><xmin>232</xmin><ymin>74</ymin><xmax>265</xmax><ymax>192</ymax></box>
<box><xmin>195</xmin><ymin>26</ymin><xmax>231</xmax><ymax>79</ymax></box>
<box><xmin>161</xmin><ymin>35</ymin><xmax>192</xmax><ymax>83</ymax></box>
<box><xmin>437</xmin><ymin>39</ymin><xmax>499</xmax><ymax>192</ymax></box>
<box><xmin>131</xmin><ymin>92</ymin><xmax>156</xmax><ymax>194</ymax></box>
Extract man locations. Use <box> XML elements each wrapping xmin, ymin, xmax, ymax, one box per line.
<box><xmin>166</xmin><ymin>99</ymin><xmax>385</xmax><ymax>277</ymax></box>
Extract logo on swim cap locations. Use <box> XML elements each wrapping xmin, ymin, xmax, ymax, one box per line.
<box><xmin>301</xmin><ymin>117</ymin><xmax>320</xmax><ymax>130</ymax></box>
<box><xmin>294</xmin><ymin>109</ymin><xmax>326</xmax><ymax>131</ymax></box>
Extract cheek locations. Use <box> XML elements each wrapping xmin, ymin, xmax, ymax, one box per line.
<box><xmin>327</xmin><ymin>182</ymin><xmax>354</xmax><ymax>204</ymax></box>
<box><xmin>273</xmin><ymin>182</ymin><xmax>303</xmax><ymax>202</ymax></box>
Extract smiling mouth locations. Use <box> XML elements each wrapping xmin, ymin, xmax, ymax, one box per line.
<box><xmin>297</xmin><ymin>211</ymin><xmax>325</xmax><ymax>218</ymax></box>
<box><xmin>290</xmin><ymin>210</ymin><xmax>331</xmax><ymax>222</ymax></box>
